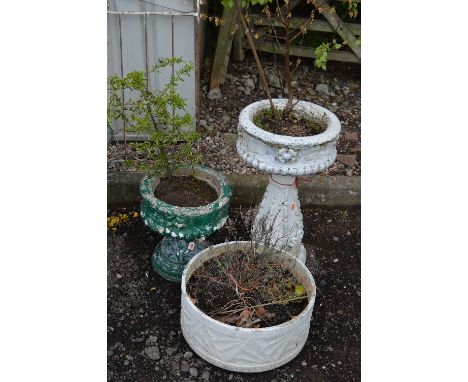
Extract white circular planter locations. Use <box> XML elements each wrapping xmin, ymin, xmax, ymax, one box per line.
<box><xmin>236</xmin><ymin>99</ymin><xmax>341</xmax><ymax>262</ymax></box>
<box><xmin>237</xmin><ymin>99</ymin><xmax>341</xmax><ymax>177</ymax></box>
<box><xmin>180</xmin><ymin>241</ymin><xmax>317</xmax><ymax>373</ymax></box>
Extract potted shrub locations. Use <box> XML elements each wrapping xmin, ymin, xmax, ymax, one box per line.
<box><xmin>181</xmin><ymin>240</ymin><xmax>317</xmax><ymax>372</ymax></box>
<box><xmin>108</xmin><ymin>58</ymin><xmax>232</xmax><ymax>281</ymax></box>
<box><xmin>219</xmin><ymin>0</ymin><xmax>343</xmax><ymax>261</ymax></box>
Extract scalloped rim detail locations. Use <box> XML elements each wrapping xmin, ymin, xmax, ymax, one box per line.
<box><xmin>237</xmin><ymin>99</ymin><xmax>340</xmax><ymax>176</ymax></box>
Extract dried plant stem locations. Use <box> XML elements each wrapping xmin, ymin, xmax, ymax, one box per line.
<box><xmin>234</xmin><ymin>0</ymin><xmax>276</xmax><ymax>116</ymax></box>
<box><xmin>210</xmin><ymin>294</ymin><xmax>309</xmax><ymax>316</ymax></box>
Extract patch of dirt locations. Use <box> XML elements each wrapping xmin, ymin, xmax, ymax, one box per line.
<box><xmin>107</xmin><ymin>205</ymin><xmax>360</xmax><ymax>381</ymax></box>
<box><xmin>253</xmin><ymin>108</ymin><xmax>326</xmax><ymax>137</ymax></box>
<box><xmin>187</xmin><ymin>250</ymin><xmax>309</xmax><ymax>328</ymax></box>
<box><xmin>154</xmin><ymin>176</ymin><xmax>218</xmax><ymax>207</ymax></box>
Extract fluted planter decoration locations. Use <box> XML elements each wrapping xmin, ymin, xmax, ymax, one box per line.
<box><xmin>181</xmin><ymin>241</ymin><xmax>317</xmax><ymax>372</ymax></box>
<box><xmin>237</xmin><ymin>99</ymin><xmax>341</xmax><ymax>262</ymax></box>
<box><xmin>140</xmin><ymin>165</ymin><xmax>232</xmax><ymax>281</ymax></box>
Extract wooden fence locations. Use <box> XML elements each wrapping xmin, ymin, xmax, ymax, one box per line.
<box><xmin>210</xmin><ymin>0</ymin><xmax>360</xmax><ymax>92</ymax></box>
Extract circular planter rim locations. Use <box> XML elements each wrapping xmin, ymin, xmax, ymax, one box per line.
<box><xmin>140</xmin><ymin>165</ymin><xmax>232</xmax><ymax>216</ymax></box>
<box><xmin>239</xmin><ymin>99</ymin><xmax>341</xmax><ymax>147</ymax></box>
<box><xmin>181</xmin><ymin>241</ymin><xmax>316</xmax><ymax>333</ymax></box>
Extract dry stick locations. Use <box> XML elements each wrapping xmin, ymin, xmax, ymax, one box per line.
<box><xmin>234</xmin><ymin>0</ymin><xmax>276</xmax><ymax>116</ymax></box>
<box><xmin>266</xmin><ymin>9</ymin><xmax>286</xmax><ymax>94</ymax></box>
<box><xmin>283</xmin><ymin>0</ymin><xmax>293</xmax><ymax>112</ymax></box>
<box><xmin>210</xmin><ymin>294</ymin><xmax>310</xmax><ymax>316</ymax></box>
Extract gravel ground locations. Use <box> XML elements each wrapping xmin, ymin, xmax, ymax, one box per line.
<box><xmin>107</xmin><ymin>55</ymin><xmax>360</xmax><ymax>177</ymax></box>
<box><xmin>107</xmin><ymin>205</ymin><xmax>360</xmax><ymax>381</ymax></box>
<box><xmin>198</xmin><ymin>56</ymin><xmax>361</xmax><ymax>176</ymax></box>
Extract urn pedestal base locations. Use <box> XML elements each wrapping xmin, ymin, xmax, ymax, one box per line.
<box><xmin>253</xmin><ymin>174</ymin><xmax>306</xmax><ymax>262</ymax></box>
<box><xmin>236</xmin><ymin>99</ymin><xmax>341</xmax><ymax>263</ymax></box>
<box><xmin>152</xmin><ymin>236</ymin><xmax>207</xmax><ymax>282</ymax></box>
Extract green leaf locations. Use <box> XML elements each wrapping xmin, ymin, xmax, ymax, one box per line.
<box><xmin>295</xmin><ymin>284</ymin><xmax>305</xmax><ymax>296</ymax></box>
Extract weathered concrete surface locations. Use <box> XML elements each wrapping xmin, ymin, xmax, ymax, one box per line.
<box><xmin>107</xmin><ymin>172</ymin><xmax>360</xmax><ymax>207</ymax></box>
<box><xmin>108</xmin><ymin>172</ymin><xmax>142</xmax><ymax>207</ymax></box>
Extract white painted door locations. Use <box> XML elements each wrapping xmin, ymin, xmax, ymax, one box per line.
<box><xmin>107</xmin><ymin>0</ymin><xmax>197</xmax><ymax>138</ymax></box>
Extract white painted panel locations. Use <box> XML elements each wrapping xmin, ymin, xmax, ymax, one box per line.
<box><xmin>174</xmin><ymin>14</ymin><xmax>196</xmax><ymax>131</ymax></box>
<box><xmin>107</xmin><ymin>0</ymin><xmax>197</xmax><ymax>139</ymax></box>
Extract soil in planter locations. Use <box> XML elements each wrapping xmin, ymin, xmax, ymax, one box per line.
<box><xmin>186</xmin><ymin>250</ymin><xmax>309</xmax><ymax>328</ymax></box>
<box><xmin>253</xmin><ymin>108</ymin><xmax>326</xmax><ymax>137</ymax></box>
<box><xmin>154</xmin><ymin>176</ymin><xmax>218</xmax><ymax>207</ymax></box>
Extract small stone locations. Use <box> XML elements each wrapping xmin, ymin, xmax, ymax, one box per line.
<box><xmin>345</xmin><ymin>132</ymin><xmax>358</xmax><ymax>141</ymax></box>
<box><xmin>244</xmin><ymin>87</ymin><xmax>251</xmax><ymax>95</ymax></box>
<box><xmin>199</xmin><ymin>119</ymin><xmax>207</xmax><ymax>127</ymax></box>
<box><xmin>242</xmin><ymin>78</ymin><xmax>255</xmax><ymax>89</ymax></box>
<box><xmin>207</xmin><ymin>88</ymin><xmax>222</xmax><ymax>100</ymax></box>
<box><xmin>221</xmin><ymin>114</ymin><xmax>231</xmax><ymax>124</ymax></box>
<box><xmin>107</xmin><ymin>350</ymin><xmax>114</xmax><ymax>357</ymax></box>
<box><xmin>183</xmin><ymin>351</ymin><xmax>193</xmax><ymax>359</ymax></box>
<box><xmin>125</xmin><ymin>354</ymin><xmax>133</xmax><ymax>360</ymax></box>
<box><xmin>124</xmin><ymin>360</ymin><xmax>129</xmax><ymax>366</ymax></box>
<box><xmin>336</xmin><ymin>154</ymin><xmax>356</xmax><ymax>168</ymax></box>
<box><xmin>204</xmin><ymin>124</ymin><xmax>215</xmax><ymax>133</ymax></box>
<box><xmin>333</xmin><ymin>236</ymin><xmax>339</xmax><ymax>242</ymax></box>
<box><xmin>189</xmin><ymin>367</ymin><xmax>198</xmax><ymax>377</ymax></box>
<box><xmin>329</xmin><ymin>105</ymin><xmax>338</xmax><ymax>113</ymax></box>
<box><xmin>223</xmin><ymin>133</ymin><xmax>237</xmax><ymax>146</ymax></box>
<box><xmin>338</xmin><ymin>361</ymin><xmax>342</xmax><ymax>365</ymax></box>
<box><xmin>333</xmin><ymin>258</ymin><xmax>339</xmax><ymax>263</ymax></box>
<box><xmin>319</xmin><ymin>280</ymin><xmax>327</xmax><ymax>288</ymax></box>
<box><xmin>327</xmin><ymin>346</ymin><xmax>334</xmax><ymax>352</ymax></box>
<box><xmin>267</xmin><ymin>71</ymin><xmax>281</xmax><ymax>89</ymax></box>
<box><xmin>201</xmin><ymin>370</ymin><xmax>210</xmax><ymax>381</ymax></box>
<box><xmin>237</xmin><ymin>86</ymin><xmax>246</xmax><ymax>93</ymax></box>
<box><xmin>228</xmin><ymin>374</ymin><xmax>233</xmax><ymax>380</ymax></box>
<box><xmin>181</xmin><ymin>361</ymin><xmax>190</xmax><ymax>373</ymax></box>
<box><xmin>166</xmin><ymin>347</ymin><xmax>177</xmax><ymax>356</ymax></box>
<box><xmin>315</xmin><ymin>83</ymin><xmax>330</xmax><ymax>95</ymax></box>
<box><xmin>144</xmin><ymin>347</ymin><xmax>160</xmax><ymax>360</ymax></box>
<box><xmin>301</xmin><ymin>360</ymin><xmax>307</xmax><ymax>366</ymax></box>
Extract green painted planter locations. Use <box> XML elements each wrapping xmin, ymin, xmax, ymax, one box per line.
<box><xmin>140</xmin><ymin>165</ymin><xmax>232</xmax><ymax>281</ymax></box>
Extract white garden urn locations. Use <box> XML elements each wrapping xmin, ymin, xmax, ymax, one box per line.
<box><xmin>236</xmin><ymin>99</ymin><xmax>341</xmax><ymax>262</ymax></box>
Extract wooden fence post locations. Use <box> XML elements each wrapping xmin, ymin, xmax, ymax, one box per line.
<box><xmin>209</xmin><ymin>5</ymin><xmax>238</xmax><ymax>91</ymax></box>
<box><xmin>312</xmin><ymin>0</ymin><xmax>361</xmax><ymax>59</ymax></box>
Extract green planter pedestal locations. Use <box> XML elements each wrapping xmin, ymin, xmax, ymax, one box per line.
<box><xmin>140</xmin><ymin>166</ymin><xmax>232</xmax><ymax>282</ymax></box>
